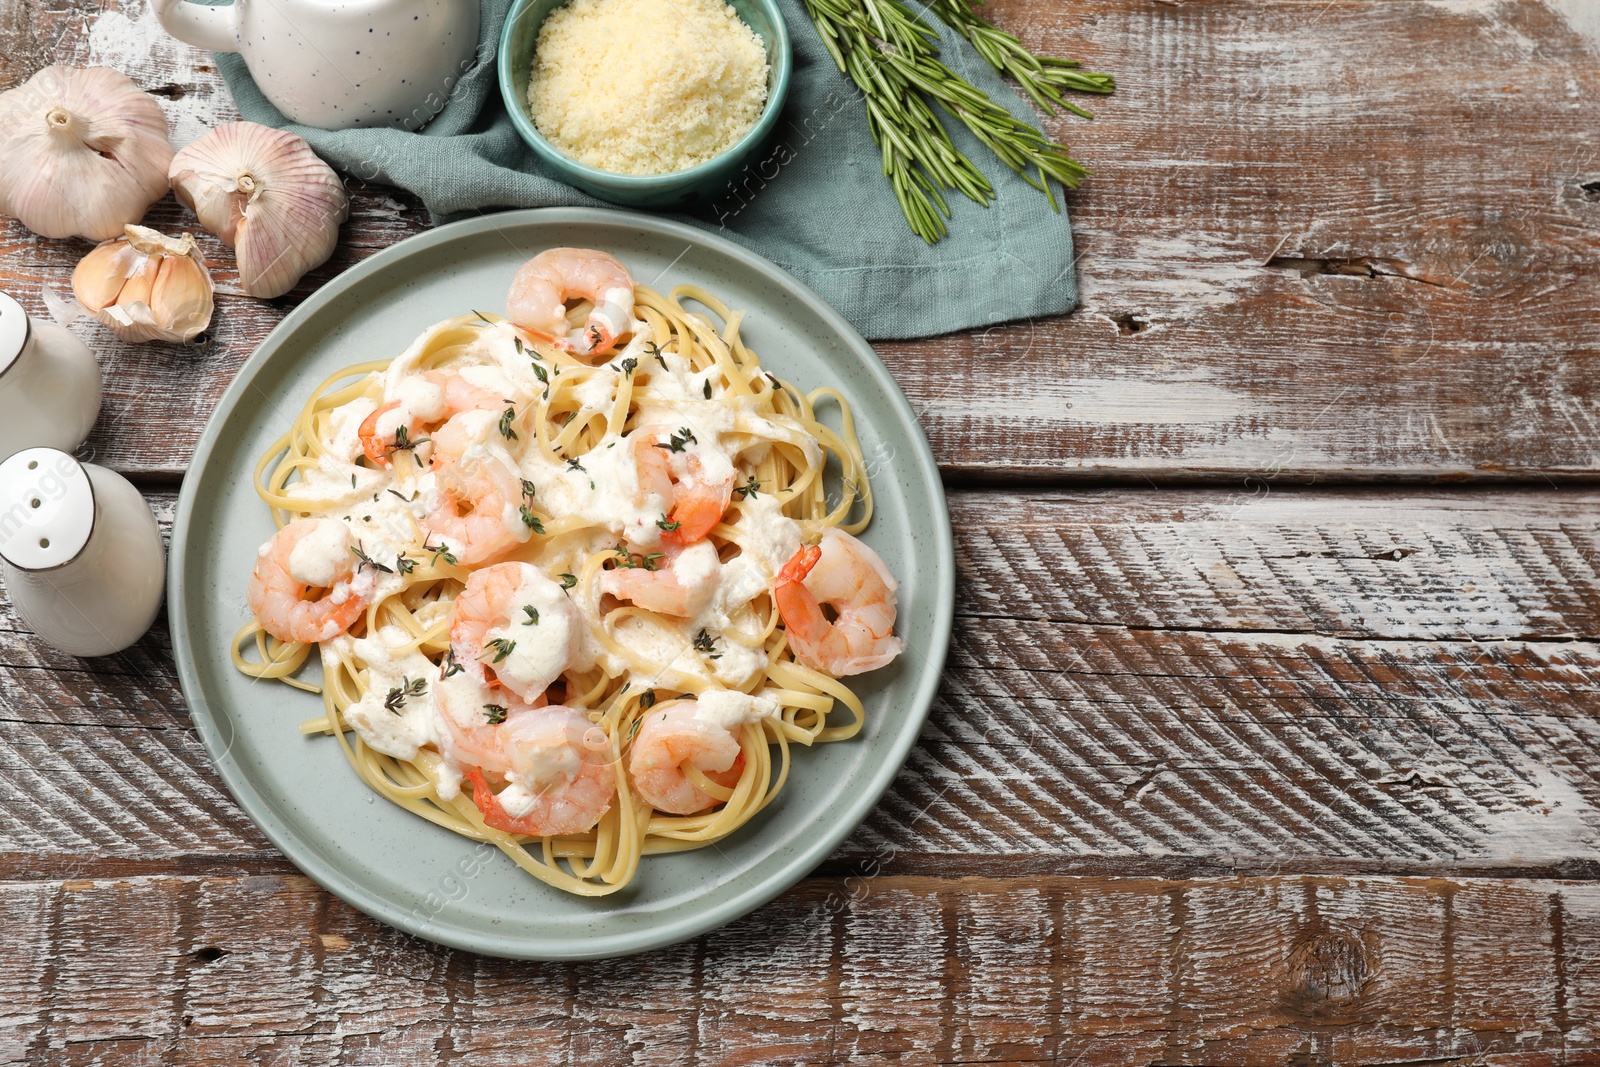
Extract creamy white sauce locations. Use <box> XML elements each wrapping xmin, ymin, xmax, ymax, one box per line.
<box><xmin>732</xmin><ymin>492</ymin><xmax>802</xmax><ymax>576</ymax></box>
<box><xmin>695</xmin><ymin>688</ymin><xmax>781</xmax><ymax>730</ymax></box>
<box><xmin>480</xmin><ymin>566</ymin><xmax>579</xmax><ymax>698</ymax></box>
<box><xmin>287</xmin><ymin>519</ymin><xmax>351</xmax><ymax>588</ymax></box>
<box><xmin>330</xmin><ymin>629</ymin><xmax>440</xmax><ymax>761</ymax></box>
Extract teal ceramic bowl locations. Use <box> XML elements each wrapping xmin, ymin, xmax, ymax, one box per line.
<box><xmin>498</xmin><ymin>0</ymin><xmax>792</xmax><ymax>207</ymax></box>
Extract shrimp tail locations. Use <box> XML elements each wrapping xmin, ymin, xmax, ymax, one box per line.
<box><xmin>465</xmin><ymin>767</ymin><xmax>540</xmax><ymax>837</ymax></box>
<box><xmin>358</xmin><ymin>400</ymin><xmax>401</xmax><ymax>467</ymax></box>
<box><xmin>777</xmin><ymin>544</ymin><xmax>821</xmax><ymax>586</ymax></box>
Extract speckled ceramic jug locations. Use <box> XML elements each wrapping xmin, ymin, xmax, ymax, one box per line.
<box><xmin>152</xmin><ymin>0</ymin><xmax>480</xmax><ymax>130</ymax></box>
<box><xmin>0</xmin><ymin>448</ymin><xmax>165</xmax><ymax>657</ymax></box>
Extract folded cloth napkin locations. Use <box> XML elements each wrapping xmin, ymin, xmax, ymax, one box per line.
<box><xmin>213</xmin><ymin>0</ymin><xmax>1080</xmax><ymax>340</ymax></box>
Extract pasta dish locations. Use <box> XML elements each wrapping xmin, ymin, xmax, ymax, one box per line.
<box><xmin>234</xmin><ymin>248</ymin><xmax>903</xmax><ymax>896</ymax></box>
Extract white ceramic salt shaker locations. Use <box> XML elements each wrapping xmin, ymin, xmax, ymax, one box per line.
<box><xmin>0</xmin><ymin>291</ymin><xmax>102</xmax><ymax>464</ymax></box>
<box><xmin>0</xmin><ymin>448</ymin><xmax>165</xmax><ymax>657</ymax></box>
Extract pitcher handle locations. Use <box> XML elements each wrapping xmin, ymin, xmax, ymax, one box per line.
<box><xmin>151</xmin><ymin>0</ymin><xmax>240</xmax><ymax>54</ymax></box>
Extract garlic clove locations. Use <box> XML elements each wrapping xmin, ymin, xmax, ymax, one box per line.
<box><xmin>117</xmin><ymin>251</ymin><xmax>161</xmax><ymax>312</ymax></box>
<box><xmin>150</xmin><ymin>253</ymin><xmax>213</xmax><ymax>337</ymax></box>
<box><xmin>71</xmin><ymin>224</ymin><xmax>214</xmax><ymax>344</ymax></box>
<box><xmin>0</xmin><ymin>66</ymin><xmax>174</xmax><ymax>241</ymax></box>
<box><xmin>71</xmin><ymin>239</ymin><xmax>143</xmax><ymax>312</ymax></box>
<box><xmin>169</xmin><ymin>122</ymin><xmax>349</xmax><ymax>299</ymax></box>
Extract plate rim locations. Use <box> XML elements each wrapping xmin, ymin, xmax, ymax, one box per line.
<box><xmin>168</xmin><ymin>206</ymin><xmax>955</xmax><ymax>960</ymax></box>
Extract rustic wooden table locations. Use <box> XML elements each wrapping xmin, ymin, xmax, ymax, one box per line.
<box><xmin>4</xmin><ymin>0</ymin><xmax>1600</xmax><ymax>1063</ymax></box>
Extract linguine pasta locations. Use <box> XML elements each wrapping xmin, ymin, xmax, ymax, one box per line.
<box><xmin>233</xmin><ymin>278</ymin><xmax>895</xmax><ymax>897</ymax></box>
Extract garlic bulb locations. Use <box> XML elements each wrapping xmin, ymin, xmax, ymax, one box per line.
<box><xmin>169</xmin><ymin>122</ymin><xmax>349</xmax><ymax>299</ymax></box>
<box><xmin>0</xmin><ymin>66</ymin><xmax>174</xmax><ymax>241</ymax></box>
<box><xmin>72</xmin><ymin>225</ymin><xmax>213</xmax><ymax>343</ymax></box>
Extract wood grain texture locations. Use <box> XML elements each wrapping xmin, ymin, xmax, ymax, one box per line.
<box><xmin>2</xmin><ymin>0</ymin><xmax>1598</xmax><ymax>1060</ymax></box>
<box><xmin>5</xmin><ymin>872</ymin><xmax>1600</xmax><ymax>1066</ymax></box>
<box><xmin>5</xmin><ymin>489</ymin><xmax>1598</xmax><ymax>880</ymax></box>
<box><xmin>1</xmin><ymin>0</ymin><xmax>1598</xmax><ymax>481</ymax></box>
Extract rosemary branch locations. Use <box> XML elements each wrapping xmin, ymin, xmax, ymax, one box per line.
<box><xmin>927</xmin><ymin>0</ymin><xmax>1114</xmax><ymax>119</ymax></box>
<box><xmin>801</xmin><ymin>0</ymin><xmax>1113</xmax><ymax>242</ymax></box>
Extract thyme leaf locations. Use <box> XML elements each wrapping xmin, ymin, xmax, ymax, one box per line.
<box><xmin>483</xmin><ymin>703</ymin><xmax>508</xmax><ymax>725</ymax></box>
<box><xmin>384</xmin><ymin>676</ymin><xmax>427</xmax><ymax>714</ymax></box>
<box><xmin>655</xmin><ymin>426</ymin><xmax>696</xmax><ymax>453</ymax></box>
<box><xmin>440</xmin><ymin>648</ymin><xmax>464</xmax><ymax>679</ymax></box>
<box><xmin>350</xmin><ymin>542</ymin><xmax>393</xmax><ymax>574</ymax></box>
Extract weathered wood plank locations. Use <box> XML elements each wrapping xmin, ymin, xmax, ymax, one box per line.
<box><xmin>3</xmin><ymin>489</ymin><xmax>1598</xmax><ymax>877</ymax></box>
<box><xmin>2</xmin><ymin>1</ymin><xmax>1598</xmax><ymax>481</ymax></box>
<box><xmin>5</xmin><ymin>873</ymin><xmax>1600</xmax><ymax>1065</ymax></box>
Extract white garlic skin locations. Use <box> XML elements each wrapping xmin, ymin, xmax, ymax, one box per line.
<box><xmin>0</xmin><ymin>66</ymin><xmax>174</xmax><ymax>242</ymax></box>
<box><xmin>72</xmin><ymin>225</ymin><xmax>214</xmax><ymax>344</ymax></box>
<box><xmin>169</xmin><ymin>122</ymin><xmax>349</xmax><ymax>300</ymax></box>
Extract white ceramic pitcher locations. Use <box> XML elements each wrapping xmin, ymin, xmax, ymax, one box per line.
<box><xmin>153</xmin><ymin>0</ymin><xmax>480</xmax><ymax>130</ymax></box>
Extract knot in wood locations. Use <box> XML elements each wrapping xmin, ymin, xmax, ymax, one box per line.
<box><xmin>1282</xmin><ymin>925</ymin><xmax>1373</xmax><ymax>1021</ymax></box>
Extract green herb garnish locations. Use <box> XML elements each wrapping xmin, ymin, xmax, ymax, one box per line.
<box><xmin>440</xmin><ymin>648</ymin><xmax>464</xmax><ymax>679</ymax></box>
<box><xmin>657</xmin><ymin>516</ymin><xmax>682</xmax><ymax>532</ymax></box>
<box><xmin>693</xmin><ymin>629</ymin><xmax>722</xmax><ymax>658</ymax></box>
<box><xmin>733</xmin><ymin>477</ymin><xmax>762</xmax><ymax>500</ymax></box>
<box><xmin>384</xmin><ymin>676</ymin><xmax>427</xmax><ymax>714</ymax></box>
<box><xmin>385</xmin><ymin>423</ymin><xmax>430</xmax><ymax>457</ymax></box>
<box><xmin>483</xmin><ymin>703</ymin><xmax>508</xmax><ymax>725</ymax></box>
<box><xmin>499</xmin><ymin>406</ymin><xmax>518</xmax><ymax>440</ymax></box>
<box><xmin>521</xmin><ymin>505</ymin><xmax>545</xmax><ymax>534</ymax></box>
<box><xmin>482</xmin><ymin>637</ymin><xmax>515</xmax><ymax>664</ymax></box>
<box><xmin>656</xmin><ymin>427</ymin><xmax>696</xmax><ymax>453</ymax></box>
<box><xmin>522</xmin><ymin>605</ymin><xmax>539</xmax><ymax>626</ymax></box>
<box><xmin>350</xmin><ymin>542</ymin><xmax>393</xmax><ymax>574</ymax></box>
<box><xmin>424</xmin><ymin>537</ymin><xmax>458</xmax><ymax>567</ymax></box>
<box><xmin>558</xmin><ymin>573</ymin><xmax>578</xmax><ymax>590</ymax></box>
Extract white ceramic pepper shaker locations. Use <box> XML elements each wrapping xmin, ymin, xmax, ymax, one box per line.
<box><xmin>0</xmin><ymin>291</ymin><xmax>102</xmax><ymax>463</ymax></box>
<box><xmin>0</xmin><ymin>447</ymin><xmax>165</xmax><ymax>657</ymax></box>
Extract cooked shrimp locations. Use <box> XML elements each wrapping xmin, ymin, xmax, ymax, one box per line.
<box><xmin>774</xmin><ymin>528</ymin><xmax>903</xmax><ymax>676</ymax></box>
<box><xmin>628</xmin><ymin>701</ymin><xmax>745</xmax><ymax>815</ymax></box>
<box><xmin>632</xmin><ymin>427</ymin><xmax>733</xmax><ymax>544</ymax></box>
<box><xmin>601</xmin><ymin>540</ymin><xmax>720</xmax><ymax>617</ymax></box>
<box><xmin>451</xmin><ymin>705</ymin><xmax>615</xmax><ymax>837</ymax></box>
<box><xmin>450</xmin><ymin>562</ymin><xmax>579</xmax><ymax>702</ymax></box>
<box><xmin>507</xmin><ymin>248</ymin><xmax>634</xmax><ymax>357</ymax></box>
<box><xmin>248</xmin><ymin>518</ymin><xmax>367</xmax><ymax>643</ymax></box>
<box><xmin>359</xmin><ymin>369</ymin><xmax>520</xmax><ymax>467</ymax></box>
<box><xmin>423</xmin><ymin>448</ymin><xmax>527</xmax><ymax>566</ymax></box>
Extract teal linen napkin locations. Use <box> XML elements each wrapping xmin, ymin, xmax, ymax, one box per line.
<box><xmin>212</xmin><ymin>0</ymin><xmax>1079</xmax><ymax>340</ymax></box>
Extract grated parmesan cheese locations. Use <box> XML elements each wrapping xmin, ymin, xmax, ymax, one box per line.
<box><xmin>527</xmin><ymin>0</ymin><xmax>769</xmax><ymax>175</ymax></box>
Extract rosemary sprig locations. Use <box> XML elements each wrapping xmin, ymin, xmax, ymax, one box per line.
<box><xmin>800</xmin><ymin>0</ymin><xmax>1109</xmax><ymax>242</ymax></box>
<box><xmin>926</xmin><ymin>0</ymin><xmax>1113</xmax><ymax>119</ymax></box>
